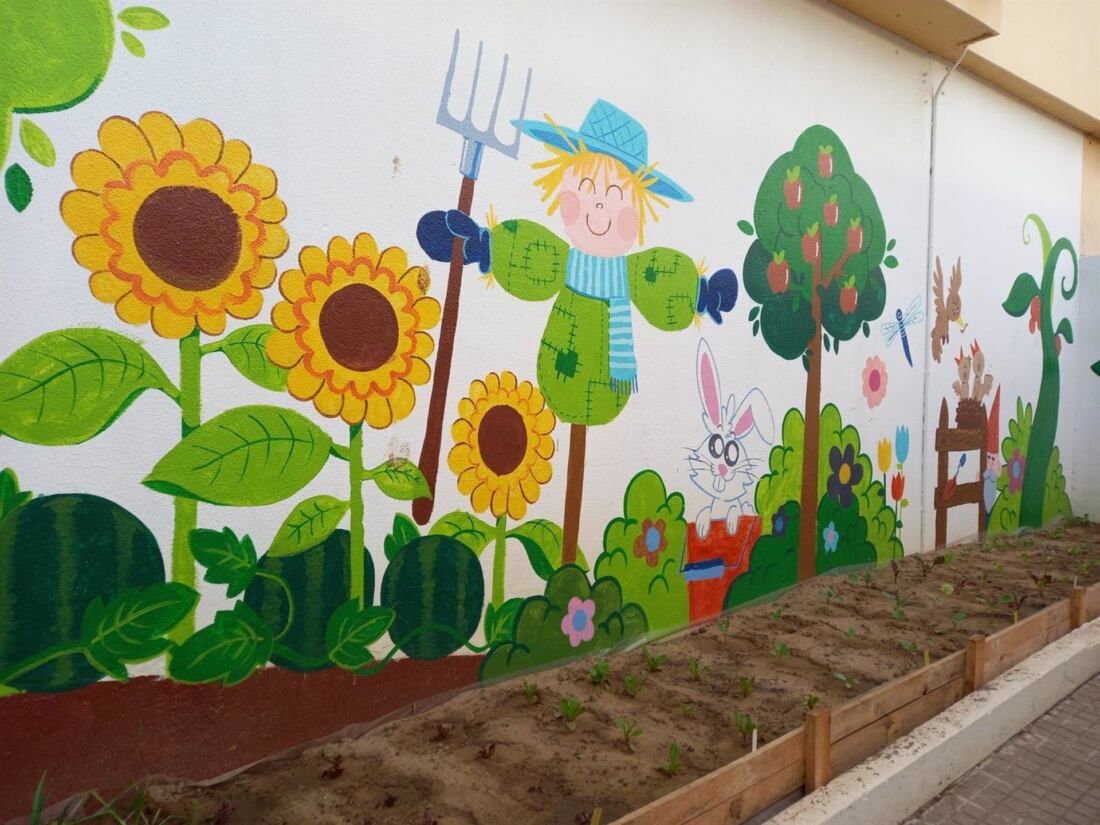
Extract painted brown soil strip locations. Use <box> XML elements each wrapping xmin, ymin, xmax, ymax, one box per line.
<box><xmin>0</xmin><ymin>655</ymin><xmax>481</xmax><ymax>820</ymax></box>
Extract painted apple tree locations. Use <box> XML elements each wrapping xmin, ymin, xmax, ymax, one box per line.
<box><xmin>740</xmin><ymin>125</ymin><xmax>893</xmax><ymax>581</ymax></box>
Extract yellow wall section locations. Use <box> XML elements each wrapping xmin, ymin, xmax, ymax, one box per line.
<box><xmin>1084</xmin><ymin>136</ymin><xmax>1100</xmax><ymax>256</ymax></box>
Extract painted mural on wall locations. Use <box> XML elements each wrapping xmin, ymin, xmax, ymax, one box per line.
<box><xmin>1</xmin><ymin>1</ymin><xmax>170</xmax><ymax>212</ymax></box>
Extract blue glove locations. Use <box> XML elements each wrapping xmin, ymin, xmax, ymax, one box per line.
<box><xmin>696</xmin><ymin>268</ymin><xmax>738</xmax><ymax>324</ymax></box>
<box><xmin>416</xmin><ymin>209</ymin><xmax>491</xmax><ymax>273</ymax></box>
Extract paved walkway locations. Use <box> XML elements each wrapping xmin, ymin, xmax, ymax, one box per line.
<box><xmin>906</xmin><ymin>673</ymin><xmax>1100</xmax><ymax>825</ymax></box>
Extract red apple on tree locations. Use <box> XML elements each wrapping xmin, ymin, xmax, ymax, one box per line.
<box><xmin>784</xmin><ymin>167</ymin><xmax>802</xmax><ymax>209</ymax></box>
<box><xmin>818</xmin><ymin>145</ymin><xmax>834</xmax><ymax>178</ymax></box>
<box><xmin>839</xmin><ymin>276</ymin><xmax>858</xmax><ymax>314</ymax></box>
<box><xmin>767</xmin><ymin>251</ymin><xmax>790</xmax><ymax>294</ymax></box>
<box><xmin>801</xmin><ymin>222</ymin><xmax>821</xmax><ymax>263</ymax></box>
<box><xmin>823</xmin><ymin>194</ymin><xmax>839</xmax><ymax>227</ymax></box>
<box><xmin>846</xmin><ymin>217</ymin><xmax>863</xmax><ymax>253</ymax></box>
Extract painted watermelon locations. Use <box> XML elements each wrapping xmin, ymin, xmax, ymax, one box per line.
<box><xmin>244</xmin><ymin>529</ymin><xmax>372</xmax><ymax>672</ymax></box>
<box><xmin>380</xmin><ymin>534</ymin><xmax>484</xmax><ymax>661</ymax></box>
<box><xmin>0</xmin><ymin>494</ymin><xmax>164</xmax><ymax>692</ymax></box>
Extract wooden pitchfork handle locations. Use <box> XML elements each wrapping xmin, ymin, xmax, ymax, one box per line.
<box><xmin>413</xmin><ymin>176</ymin><xmax>476</xmax><ymax>525</ymax></box>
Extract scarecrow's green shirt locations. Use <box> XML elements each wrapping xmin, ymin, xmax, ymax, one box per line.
<box><xmin>490</xmin><ymin>218</ymin><xmax>698</xmax><ymax>426</ymax></box>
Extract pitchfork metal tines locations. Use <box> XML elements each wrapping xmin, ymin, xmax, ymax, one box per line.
<box><xmin>436</xmin><ymin>29</ymin><xmax>533</xmax><ymax>180</ymax></box>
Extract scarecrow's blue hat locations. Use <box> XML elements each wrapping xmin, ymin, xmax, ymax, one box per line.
<box><xmin>513</xmin><ymin>99</ymin><xmax>693</xmax><ymax>203</ymax></box>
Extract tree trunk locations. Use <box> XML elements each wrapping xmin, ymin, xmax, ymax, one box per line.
<box><xmin>797</xmin><ymin>292</ymin><xmax>824</xmax><ymax>582</ymax></box>
<box><xmin>562</xmin><ymin>423</ymin><xmax>587</xmax><ymax>565</ymax></box>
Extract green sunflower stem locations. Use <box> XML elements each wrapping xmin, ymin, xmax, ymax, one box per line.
<box><xmin>349</xmin><ymin>423</ymin><xmax>366</xmax><ymax>607</ymax></box>
<box><xmin>170</xmin><ymin>328</ymin><xmax>202</xmax><ymax>643</ymax></box>
<box><xmin>492</xmin><ymin>513</ymin><xmax>508</xmax><ymax>608</ymax></box>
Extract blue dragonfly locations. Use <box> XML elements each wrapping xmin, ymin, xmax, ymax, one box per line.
<box><xmin>880</xmin><ymin>295</ymin><xmax>923</xmax><ymax>367</ymax></box>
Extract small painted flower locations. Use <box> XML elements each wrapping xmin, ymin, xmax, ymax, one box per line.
<box><xmin>827</xmin><ymin>444</ymin><xmax>864</xmax><ymax>509</ymax></box>
<box><xmin>877</xmin><ymin>438</ymin><xmax>892</xmax><ymax>474</ymax></box>
<box><xmin>822</xmin><ymin>521</ymin><xmax>840</xmax><ymax>554</ymax></box>
<box><xmin>891</xmin><ymin>472</ymin><xmax>905</xmax><ymax>503</ymax></box>
<box><xmin>561</xmin><ymin>597</ymin><xmax>596</xmax><ymax>648</ymax></box>
<box><xmin>862</xmin><ymin>356</ymin><xmax>888</xmax><ymax>408</ymax></box>
<box><xmin>633</xmin><ymin>518</ymin><xmax>668</xmax><ymax>568</ymax></box>
<box><xmin>772</xmin><ymin>512</ymin><xmax>786</xmax><ymax>537</ymax></box>
<box><xmin>1007</xmin><ymin>449</ymin><xmax>1026</xmax><ymax>494</ymax></box>
<box><xmin>895</xmin><ymin>425</ymin><xmax>910</xmax><ymax>464</ymax></box>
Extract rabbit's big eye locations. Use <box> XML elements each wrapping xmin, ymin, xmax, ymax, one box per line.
<box><xmin>708</xmin><ymin>434</ymin><xmax>723</xmax><ymax>459</ymax></box>
<box><xmin>723</xmin><ymin>440</ymin><xmax>740</xmax><ymax>467</ymax></box>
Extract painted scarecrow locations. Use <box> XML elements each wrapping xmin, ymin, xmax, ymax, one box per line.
<box><xmin>417</xmin><ymin>100</ymin><xmax>737</xmax><ymax>561</ymax></box>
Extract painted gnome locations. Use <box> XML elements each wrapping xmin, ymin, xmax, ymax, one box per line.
<box><xmin>417</xmin><ymin>100</ymin><xmax>737</xmax><ymax>561</ymax></box>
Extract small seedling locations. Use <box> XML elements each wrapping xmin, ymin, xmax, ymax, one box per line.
<box><xmin>1068</xmin><ymin>545</ymin><xmax>1084</xmax><ymax>557</ymax></box>
<box><xmin>643</xmin><ymin>646</ymin><xmax>668</xmax><ymax>672</ymax></box>
<box><xmin>679</xmin><ymin>703</ymin><xmax>698</xmax><ymax>718</ymax></box>
<box><xmin>522</xmin><ymin>680</ymin><xmax>541</xmax><ymax>705</ymax></box>
<box><xmin>1079</xmin><ymin>559</ymin><xmax>1097</xmax><ymax>576</ymax></box>
<box><xmin>320</xmin><ymin>753</ymin><xmax>344</xmax><ymax>780</ymax></box>
<box><xmin>1030</xmin><ymin>572</ymin><xmax>1053</xmax><ymax>599</ymax></box>
<box><xmin>940</xmin><ymin>583</ymin><xmax>954</xmax><ymax>596</ymax></box>
<box><xmin>658</xmin><ymin>742</ymin><xmax>684</xmax><ymax>776</ymax></box>
<box><xmin>844</xmin><ymin>626</ymin><xmax>858</xmax><ymax>639</ymax></box>
<box><xmin>559</xmin><ymin>697</ymin><xmax>587</xmax><ymax>730</ymax></box>
<box><xmin>862</xmin><ymin>571</ymin><xmax>874</xmax><ymax>587</ymax></box>
<box><xmin>1000</xmin><ymin>591</ymin><xmax>1028</xmax><ymax>623</ymax></box>
<box><xmin>994</xmin><ymin>562</ymin><xmax>1006</xmax><ymax>574</ymax></box>
<box><xmin>833</xmin><ymin>671</ymin><xmax>859</xmax><ymax>691</ymax></box>
<box><xmin>822</xmin><ymin>587</ymin><xmax>839</xmax><ymax>606</ymax></box>
<box><xmin>588</xmin><ymin>658</ymin><xmax>611</xmax><ymax>688</ymax></box>
<box><xmin>769</xmin><ymin>607</ymin><xmax>784</xmax><ymax>620</ymax></box>
<box><xmin>942</xmin><ymin>552</ymin><xmax>956</xmax><ymax>566</ymax></box>
<box><xmin>899</xmin><ymin>639</ymin><xmax>920</xmax><ymax>656</ymax></box>
<box><xmin>847</xmin><ymin>572</ymin><xmax>860</xmax><ymax>584</ymax></box>
<box><xmin>623</xmin><ymin>673</ymin><xmax>645</xmax><ymax>698</ymax></box>
<box><xmin>917</xmin><ymin>554</ymin><xmax>946</xmax><ymax>578</ymax></box>
<box><xmin>717</xmin><ymin>616</ymin><xmax>733</xmax><ymax>634</ymax></box>
<box><xmin>805</xmin><ymin>693</ymin><xmax>820</xmax><ymax>710</ymax></box>
<box><xmin>477</xmin><ymin>742</ymin><xmax>497</xmax><ymax>759</ymax></box>
<box><xmin>952</xmin><ymin>573</ymin><xmax>970</xmax><ymax>594</ymax></box>
<box><xmin>1020</xmin><ymin>552</ymin><xmax>1031</xmax><ymax>560</ymax></box>
<box><xmin>617</xmin><ymin>718</ymin><xmax>643</xmax><ymax>752</ymax></box>
<box><xmin>738</xmin><ymin>675</ymin><xmax>757</xmax><ymax>697</ymax></box>
<box><xmin>772</xmin><ymin>639</ymin><xmax>790</xmax><ymax>658</ymax></box>
<box><xmin>733</xmin><ymin>710</ymin><xmax>757</xmax><ymax>746</ymax></box>
<box><xmin>688</xmin><ymin>656</ymin><xmax>707</xmax><ymax>681</ymax></box>
<box><xmin>891</xmin><ymin>605</ymin><xmax>907</xmax><ymax>621</ymax></box>
<box><xmin>951</xmin><ymin>610</ymin><xmax>968</xmax><ymax>631</ymax></box>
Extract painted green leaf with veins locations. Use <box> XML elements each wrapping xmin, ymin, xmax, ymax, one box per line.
<box><xmin>325</xmin><ymin>600</ymin><xmax>395</xmax><ymax>671</ymax></box>
<box><xmin>429</xmin><ymin>510</ymin><xmax>493</xmax><ymax>555</ymax></box>
<box><xmin>366</xmin><ymin>458</ymin><xmax>430</xmax><ymax>501</ymax></box>
<box><xmin>168</xmin><ymin>602</ymin><xmax>273</xmax><ymax>686</ymax></box>
<box><xmin>0</xmin><ymin>328</ymin><xmax>176</xmax><ymax>445</ymax></box>
<box><xmin>190</xmin><ymin>527</ymin><xmax>258</xmax><ymax>597</ymax></box>
<box><xmin>81</xmin><ymin>583</ymin><xmax>197</xmax><ymax>679</ymax></box>
<box><xmin>144</xmin><ymin>405</ymin><xmax>332</xmax><ymax>505</ymax></box>
<box><xmin>508</xmin><ymin>518</ymin><xmax>587</xmax><ymax>579</ymax></box>
<box><xmin>268</xmin><ymin>495</ymin><xmax>350</xmax><ymax>558</ymax></box>
<box><xmin>202</xmin><ymin>324</ymin><xmax>288</xmax><ymax>392</ymax></box>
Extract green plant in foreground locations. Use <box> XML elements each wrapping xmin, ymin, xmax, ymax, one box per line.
<box><xmin>623</xmin><ymin>673</ymin><xmax>644</xmax><ymax>697</ymax></box>
<box><xmin>821</xmin><ymin>587</ymin><xmax>839</xmax><ymax>606</ymax></box>
<box><xmin>769</xmin><ymin>607</ymin><xmax>784</xmax><ymax>620</ymax></box>
<box><xmin>738</xmin><ymin>674</ymin><xmax>757</xmax><ymax>698</ymax></box>
<box><xmin>833</xmin><ymin>671</ymin><xmax>859</xmax><ymax>690</ymax></box>
<box><xmin>679</xmin><ymin>703</ymin><xmax>698</xmax><ymax>718</ymax></box>
<box><xmin>733</xmin><ymin>709</ymin><xmax>757</xmax><ymax>746</ymax></box>
<box><xmin>522</xmin><ymin>680</ymin><xmax>541</xmax><ymax>705</ymax></box>
<box><xmin>688</xmin><ymin>656</ymin><xmax>707</xmax><ymax>681</ymax></box>
<box><xmin>617</xmin><ymin>718</ymin><xmax>643</xmax><ymax>752</ymax></box>
<box><xmin>559</xmin><ymin>697</ymin><xmax>587</xmax><ymax>731</ymax></box>
<box><xmin>951</xmin><ymin>611</ymin><xmax>968</xmax><ymax>631</ymax></box>
<box><xmin>899</xmin><ymin>639</ymin><xmax>919</xmax><ymax>656</ymax></box>
<box><xmin>658</xmin><ymin>742</ymin><xmax>684</xmax><ymax>776</ymax></box>
<box><xmin>643</xmin><ymin>646</ymin><xmax>668</xmax><ymax>672</ymax></box>
<box><xmin>805</xmin><ymin>693</ymin><xmax>820</xmax><ymax>710</ymax></box>
<box><xmin>588</xmin><ymin>658</ymin><xmax>611</xmax><ymax>688</ymax></box>
<box><xmin>845</xmin><ymin>626</ymin><xmax>858</xmax><ymax>639</ymax></box>
<box><xmin>772</xmin><ymin>639</ymin><xmax>790</xmax><ymax>658</ymax></box>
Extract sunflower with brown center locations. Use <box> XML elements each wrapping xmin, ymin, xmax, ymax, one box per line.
<box><xmin>267</xmin><ymin>234</ymin><xmax>440</xmax><ymax>428</ymax></box>
<box><xmin>449</xmin><ymin>372</ymin><xmax>556</xmax><ymax>522</ymax></box>
<box><xmin>61</xmin><ymin>112</ymin><xmax>288</xmax><ymax>338</ymax></box>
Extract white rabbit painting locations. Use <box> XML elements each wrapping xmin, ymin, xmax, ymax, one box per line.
<box><xmin>688</xmin><ymin>339</ymin><xmax>775</xmax><ymax>538</ymax></box>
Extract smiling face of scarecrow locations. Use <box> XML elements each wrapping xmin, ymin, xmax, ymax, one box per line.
<box><xmin>556</xmin><ymin>159</ymin><xmax>640</xmax><ymax>256</ymax></box>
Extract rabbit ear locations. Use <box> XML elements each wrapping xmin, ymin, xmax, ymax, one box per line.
<box><xmin>730</xmin><ymin>387</ymin><xmax>775</xmax><ymax>444</ymax></box>
<box><xmin>697</xmin><ymin>339</ymin><xmax>722</xmax><ymax>431</ymax></box>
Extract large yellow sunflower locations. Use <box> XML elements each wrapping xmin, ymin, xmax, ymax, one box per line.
<box><xmin>60</xmin><ymin>112</ymin><xmax>288</xmax><ymax>339</ymax></box>
<box><xmin>266</xmin><ymin>234</ymin><xmax>440</xmax><ymax>428</ymax></box>
<box><xmin>449</xmin><ymin>372</ymin><xmax>556</xmax><ymax>520</ymax></box>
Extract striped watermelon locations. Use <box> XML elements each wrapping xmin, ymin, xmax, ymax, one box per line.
<box><xmin>0</xmin><ymin>494</ymin><xmax>164</xmax><ymax>692</ymax></box>
<box><xmin>244</xmin><ymin>529</ymin><xmax>372</xmax><ymax>671</ymax></box>
<box><xmin>380</xmin><ymin>534</ymin><xmax>484</xmax><ymax>661</ymax></box>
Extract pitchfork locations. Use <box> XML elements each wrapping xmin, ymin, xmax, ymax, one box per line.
<box><xmin>412</xmin><ymin>30</ymin><xmax>533</xmax><ymax>525</ymax></box>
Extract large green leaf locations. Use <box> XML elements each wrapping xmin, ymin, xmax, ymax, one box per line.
<box><xmin>325</xmin><ymin>600</ymin><xmax>394</xmax><ymax>671</ymax></box>
<box><xmin>430</xmin><ymin>510</ymin><xmax>494</xmax><ymax>555</ymax></box>
<box><xmin>168</xmin><ymin>603</ymin><xmax>273</xmax><ymax>686</ymax></box>
<box><xmin>19</xmin><ymin>119</ymin><xmax>55</xmax><ymax>167</ymax></box>
<box><xmin>0</xmin><ymin>328</ymin><xmax>175</xmax><ymax>445</ymax></box>
<box><xmin>190</xmin><ymin>527</ymin><xmax>257</xmax><ymax>597</ymax></box>
<box><xmin>202</xmin><ymin>324</ymin><xmax>287</xmax><ymax>392</ymax></box>
<box><xmin>365</xmin><ymin>458</ymin><xmax>430</xmax><ymax>501</ymax></box>
<box><xmin>507</xmin><ymin>519</ymin><xmax>587</xmax><ymax>580</ymax></box>
<box><xmin>81</xmin><ymin>583</ymin><xmax>197</xmax><ymax>679</ymax></box>
<box><xmin>384</xmin><ymin>513</ymin><xmax>420</xmax><ymax>561</ymax></box>
<box><xmin>484</xmin><ymin>597</ymin><xmax>523</xmax><ymax>645</ymax></box>
<box><xmin>1003</xmin><ymin>272</ymin><xmax>1040</xmax><ymax>317</ymax></box>
<box><xmin>144</xmin><ymin>405</ymin><xmax>331</xmax><ymax>505</ymax></box>
<box><xmin>268</xmin><ymin>495</ymin><xmax>349</xmax><ymax>558</ymax></box>
<box><xmin>1055</xmin><ymin>317</ymin><xmax>1074</xmax><ymax>344</ymax></box>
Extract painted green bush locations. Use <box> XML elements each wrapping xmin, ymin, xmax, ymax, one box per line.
<box><xmin>593</xmin><ymin>470</ymin><xmax>689</xmax><ymax>631</ymax></box>
<box><xmin>244</xmin><ymin>529</ymin><xmax>370</xmax><ymax>671</ymax></box>
<box><xmin>725</xmin><ymin>501</ymin><xmax>799</xmax><ymax>609</ymax></box>
<box><xmin>381</xmin><ymin>534</ymin><xmax>484</xmax><ymax>661</ymax></box>
<box><xmin>0</xmin><ymin>493</ymin><xmax>165</xmax><ymax>691</ymax></box>
<box><xmin>480</xmin><ymin>565</ymin><xmax>648</xmax><ymax>682</ymax></box>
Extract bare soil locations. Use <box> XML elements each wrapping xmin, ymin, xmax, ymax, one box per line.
<box><xmin>145</xmin><ymin>520</ymin><xmax>1100</xmax><ymax>825</ymax></box>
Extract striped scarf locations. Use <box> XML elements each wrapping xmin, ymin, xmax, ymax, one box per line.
<box><xmin>565</xmin><ymin>248</ymin><xmax>637</xmax><ymax>394</ymax></box>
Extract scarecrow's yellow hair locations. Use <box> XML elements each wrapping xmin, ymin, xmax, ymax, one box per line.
<box><xmin>530</xmin><ymin>115</ymin><xmax>669</xmax><ymax>246</ymax></box>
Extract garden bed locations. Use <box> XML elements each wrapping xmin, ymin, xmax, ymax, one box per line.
<box><xmin>82</xmin><ymin>521</ymin><xmax>1100</xmax><ymax>823</ymax></box>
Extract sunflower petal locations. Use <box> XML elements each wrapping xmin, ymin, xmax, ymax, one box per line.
<box><xmin>299</xmin><ymin>246</ymin><xmax>328</xmax><ymax>277</ymax></box>
<box><xmin>138</xmin><ymin>112</ymin><xmax>183</xmax><ymax>161</ymax></box>
<box><xmin>270</xmin><ymin>300</ymin><xmax>298</xmax><ymax>332</ymax></box>
<box><xmin>151</xmin><ymin>303</ymin><xmax>196</xmax><ymax>338</ymax></box>
<box><xmin>327</xmin><ymin>236</ymin><xmax>353</xmax><ymax>263</ymax></box>
<box><xmin>470</xmin><ymin>482</ymin><xmax>491</xmax><ymax>514</ymax></box>
<box><xmin>413</xmin><ymin>296</ymin><xmax>441</xmax><ymax>330</ymax></box>
<box><xmin>406</xmin><ymin>356</ymin><xmax>431</xmax><ymax>386</ymax></box>
<box><xmin>365</xmin><ymin>397</ymin><xmax>394</xmax><ymax>429</ymax></box>
<box><xmin>196</xmin><ymin>309</ymin><xmax>227</xmax><ymax>335</ymax></box>
<box><xmin>115</xmin><ymin>292</ymin><xmax>152</xmax><ymax>325</ymax></box>
<box><xmin>377</xmin><ymin>245</ymin><xmax>408</xmax><ymax>276</ymax></box>
<box><xmin>73</xmin><ymin>235</ymin><xmax>112</xmax><ymax>270</ymax></box>
<box><xmin>531</xmin><ymin>458</ymin><xmax>552</xmax><ymax>484</ymax></box>
<box><xmin>98</xmin><ymin>116</ymin><xmax>153</xmax><ymax>169</ymax></box>
<box><xmin>287</xmin><ymin>364</ymin><xmax>322</xmax><ymax>399</ymax></box>
<box><xmin>258</xmin><ymin>223</ymin><xmax>289</xmax><ymax>259</ymax></box>
<box><xmin>89</xmin><ymin>271</ymin><xmax>130</xmax><ymax>303</ymax></box>
<box><xmin>520</xmin><ymin>474</ymin><xmax>542</xmax><ymax>504</ymax></box>
<box><xmin>353</xmin><ymin>233</ymin><xmax>379</xmax><ymax>264</ymax></box>
<box><xmin>180</xmin><ymin>118</ymin><xmax>224</xmax><ymax>167</ymax></box>
<box><xmin>507</xmin><ymin>485</ymin><xmax>527</xmax><ymax>520</ymax></box>
<box><xmin>267</xmin><ymin>330</ymin><xmax>304</xmax><ymax>368</ymax></box>
<box><xmin>219</xmin><ymin>139</ymin><xmax>252</xmax><ymax>181</ymax></box>
<box><xmin>389</xmin><ymin>379</ymin><xmax>416</xmax><ymax>423</ymax></box>
<box><xmin>257</xmin><ymin>195</ymin><xmax>287</xmax><ymax>224</ymax></box>
<box><xmin>226</xmin><ymin>289</ymin><xmax>264</xmax><ymax>320</ymax></box>
<box><xmin>239</xmin><ymin>162</ymin><xmax>277</xmax><ymax>199</ymax></box>
<box><xmin>70</xmin><ymin>150</ymin><xmax>121</xmax><ymax>194</ymax></box>
<box><xmin>61</xmin><ymin>190</ymin><xmax>108</xmax><ymax>236</ymax></box>
<box><xmin>251</xmin><ymin>258</ymin><xmax>277</xmax><ymax>290</ymax></box>
<box><xmin>313</xmin><ymin>385</ymin><xmax>344</xmax><ymax>418</ymax></box>
<box><xmin>340</xmin><ymin>393</ymin><xmax>366</xmax><ymax>425</ymax></box>
<box><xmin>490</xmin><ymin>487</ymin><xmax>509</xmax><ymax>519</ymax></box>
<box><xmin>448</xmin><ymin>443</ymin><xmax>472</xmax><ymax>475</ymax></box>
